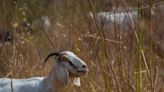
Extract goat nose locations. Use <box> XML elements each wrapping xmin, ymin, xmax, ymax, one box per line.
<box><xmin>82</xmin><ymin>65</ymin><xmax>87</xmax><ymax>68</ymax></box>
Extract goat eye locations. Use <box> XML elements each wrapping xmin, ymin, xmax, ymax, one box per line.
<box><xmin>69</xmin><ymin>61</ymin><xmax>77</xmax><ymax>68</ymax></box>
<box><xmin>69</xmin><ymin>61</ymin><xmax>74</xmax><ymax>65</ymax></box>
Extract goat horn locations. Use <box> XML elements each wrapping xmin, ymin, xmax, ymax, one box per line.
<box><xmin>43</xmin><ymin>52</ymin><xmax>60</xmax><ymax>67</ymax></box>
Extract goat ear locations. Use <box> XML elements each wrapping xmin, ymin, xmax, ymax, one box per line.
<box><xmin>56</xmin><ymin>63</ymin><xmax>69</xmax><ymax>85</ymax></box>
<box><xmin>59</xmin><ymin>54</ymin><xmax>69</xmax><ymax>61</ymax></box>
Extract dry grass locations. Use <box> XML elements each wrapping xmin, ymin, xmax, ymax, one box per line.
<box><xmin>0</xmin><ymin>0</ymin><xmax>164</xmax><ymax>92</ymax></box>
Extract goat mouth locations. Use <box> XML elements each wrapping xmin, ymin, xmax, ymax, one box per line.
<box><xmin>77</xmin><ymin>69</ymin><xmax>89</xmax><ymax>75</ymax></box>
<box><xmin>77</xmin><ymin>70</ymin><xmax>87</xmax><ymax>73</ymax></box>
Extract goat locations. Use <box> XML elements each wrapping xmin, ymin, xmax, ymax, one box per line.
<box><xmin>31</xmin><ymin>16</ymin><xmax>51</xmax><ymax>31</ymax></box>
<box><xmin>0</xmin><ymin>51</ymin><xmax>88</xmax><ymax>92</ymax></box>
<box><xmin>88</xmin><ymin>8</ymin><xmax>155</xmax><ymax>32</ymax></box>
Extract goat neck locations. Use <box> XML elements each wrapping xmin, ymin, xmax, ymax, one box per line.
<box><xmin>44</xmin><ymin>61</ymin><xmax>69</xmax><ymax>92</ymax></box>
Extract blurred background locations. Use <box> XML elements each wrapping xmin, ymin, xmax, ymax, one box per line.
<box><xmin>0</xmin><ymin>0</ymin><xmax>164</xmax><ymax>92</ymax></box>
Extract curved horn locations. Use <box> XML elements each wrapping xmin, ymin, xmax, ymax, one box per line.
<box><xmin>43</xmin><ymin>52</ymin><xmax>60</xmax><ymax>67</ymax></box>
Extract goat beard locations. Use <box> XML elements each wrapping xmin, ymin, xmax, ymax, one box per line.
<box><xmin>69</xmin><ymin>73</ymin><xmax>81</xmax><ymax>86</ymax></box>
<box><xmin>73</xmin><ymin>77</ymin><xmax>81</xmax><ymax>86</ymax></box>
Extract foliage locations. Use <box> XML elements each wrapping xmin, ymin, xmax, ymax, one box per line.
<box><xmin>0</xmin><ymin>0</ymin><xmax>164</xmax><ymax>92</ymax></box>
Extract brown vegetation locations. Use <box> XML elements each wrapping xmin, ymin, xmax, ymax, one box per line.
<box><xmin>0</xmin><ymin>0</ymin><xmax>164</xmax><ymax>92</ymax></box>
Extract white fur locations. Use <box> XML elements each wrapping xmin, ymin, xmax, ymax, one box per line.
<box><xmin>88</xmin><ymin>9</ymin><xmax>155</xmax><ymax>31</ymax></box>
<box><xmin>0</xmin><ymin>51</ymin><xmax>88</xmax><ymax>92</ymax></box>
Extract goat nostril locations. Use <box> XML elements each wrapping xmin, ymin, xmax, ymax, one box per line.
<box><xmin>82</xmin><ymin>65</ymin><xmax>86</xmax><ymax>68</ymax></box>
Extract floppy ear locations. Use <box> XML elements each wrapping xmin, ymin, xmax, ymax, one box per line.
<box><xmin>55</xmin><ymin>62</ymin><xmax>69</xmax><ymax>85</ymax></box>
